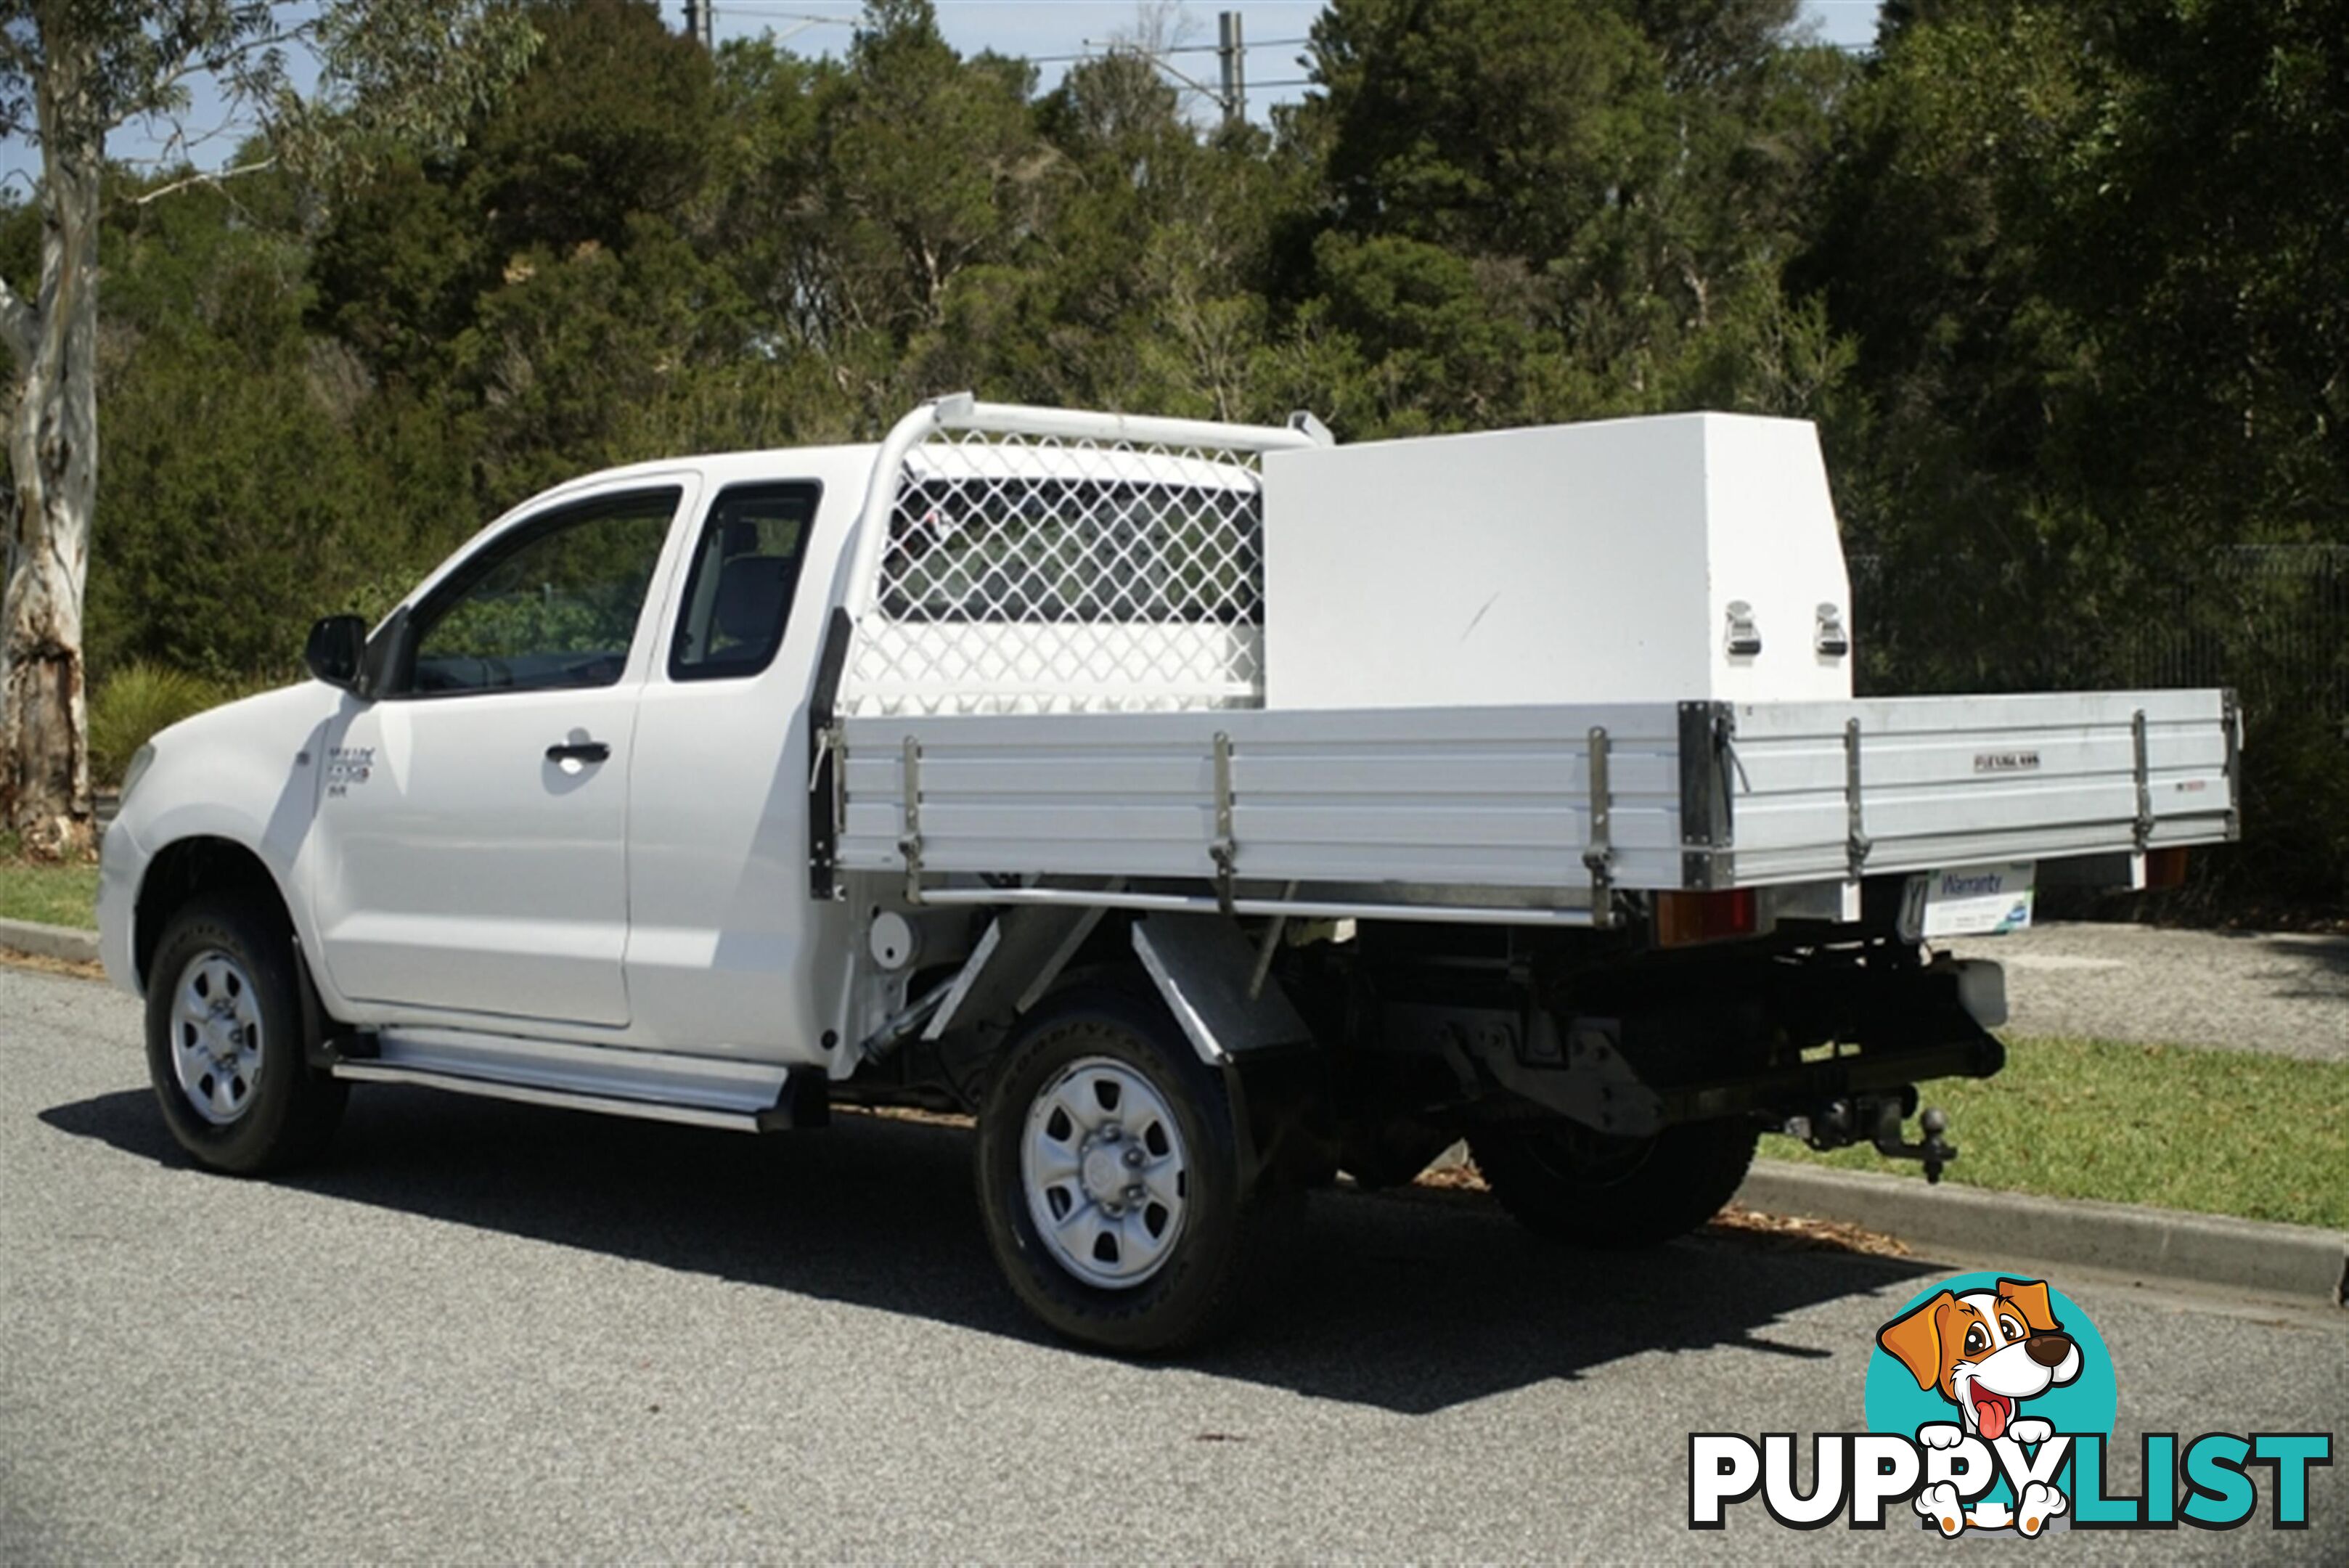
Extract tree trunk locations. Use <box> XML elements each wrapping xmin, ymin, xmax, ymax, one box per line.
<box><xmin>1</xmin><ymin>12</ymin><xmax>101</xmax><ymax>859</ymax></box>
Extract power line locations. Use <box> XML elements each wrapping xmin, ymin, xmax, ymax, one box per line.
<box><xmin>1026</xmin><ymin>38</ymin><xmax>1307</xmax><ymax>65</ymax></box>
<box><xmin>675</xmin><ymin>4</ymin><xmax>1316</xmax><ymax>123</ymax></box>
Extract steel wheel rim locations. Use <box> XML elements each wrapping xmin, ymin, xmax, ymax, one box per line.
<box><xmin>1021</xmin><ymin>1055</ymin><xmax>1190</xmax><ymax>1289</ymax></box>
<box><xmin>168</xmin><ymin>949</ymin><xmax>264</xmax><ymax>1127</ymax></box>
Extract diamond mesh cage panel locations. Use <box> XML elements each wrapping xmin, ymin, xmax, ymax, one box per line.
<box><xmin>840</xmin><ymin>430</ymin><xmax>1270</xmax><ymax>715</ymax></box>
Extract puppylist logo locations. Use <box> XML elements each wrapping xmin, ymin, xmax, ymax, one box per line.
<box><xmin>1689</xmin><ymin>1273</ymin><xmax>2332</xmax><ymax>1536</ymax></box>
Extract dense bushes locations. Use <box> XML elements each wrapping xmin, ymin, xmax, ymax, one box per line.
<box><xmin>87</xmin><ymin>666</ymin><xmax>232</xmax><ymax>784</ymax></box>
<box><xmin>7</xmin><ymin>0</ymin><xmax>2341</xmax><ymax>915</ymax></box>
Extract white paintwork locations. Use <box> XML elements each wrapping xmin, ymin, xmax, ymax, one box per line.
<box><xmin>617</xmin><ymin>446</ymin><xmax>871</xmax><ymax>1061</ymax></box>
<box><xmin>311</xmin><ymin>683</ymin><xmax>645</xmax><ymax>1025</ymax></box>
<box><xmin>98</xmin><ymin>680</ymin><xmax>347</xmax><ymax>992</ymax></box>
<box><xmin>308</xmin><ymin>472</ymin><xmax>700</xmax><ymax>1027</ymax></box>
<box><xmin>94</xmin><ymin>396</ymin><xmax>2237</xmax><ymax>1125</ymax></box>
<box><xmin>1260</xmin><ymin>414</ymin><xmax>1852</xmax><ymax>709</ymax></box>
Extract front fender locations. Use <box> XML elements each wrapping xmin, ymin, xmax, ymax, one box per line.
<box><xmin>103</xmin><ymin>682</ymin><xmax>345</xmax><ymax>995</ymax></box>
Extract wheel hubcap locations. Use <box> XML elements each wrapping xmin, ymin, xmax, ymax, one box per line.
<box><xmin>169</xmin><ymin>950</ymin><xmax>264</xmax><ymax>1127</ymax></box>
<box><xmin>1021</xmin><ymin>1056</ymin><xmax>1189</xmax><ymax>1289</ymax></box>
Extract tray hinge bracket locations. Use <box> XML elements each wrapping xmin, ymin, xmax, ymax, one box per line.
<box><xmin>2220</xmin><ymin>689</ymin><xmax>2242</xmax><ymax>841</ymax></box>
<box><xmin>806</xmin><ymin>720</ymin><xmax>842</xmax><ymax>900</ymax></box>
<box><xmin>898</xmin><ymin>735</ymin><xmax>925</xmax><ymax>905</ymax></box>
<box><xmin>2131</xmin><ymin>707</ymin><xmax>2154</xmax><ymax>850</ymax></box>
<box><xmin>1678</xmin><ymin>701</ymin><xmax>1740</xmax><ymax>890</ymax></box>
<box><xmin>1209</xmin><ymin>730</ymin><xmax>1238</xmax><ymax>915</ymax></box>
<box><xmin>1582</xmin><ymin>726</ymin><xmax>1615</xmax><ymax>927</ymax></box>
<box><xmin>1844</xmin><ymin>717</ymin><xmax>1871</xmax><ymax>879</ymax></box>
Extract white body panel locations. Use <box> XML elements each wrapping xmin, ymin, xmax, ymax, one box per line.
<box><xmin>311</xmin><ymin>682</ymin><xmax>646</xmax><ymax>1025</ymax></box>
<box><xmin>1261</xmin><ymin>414</ymin><xmax>1852</xmax><ymax>709</ymax></box>
<box><xmin>306</xmin><ymin>470</ymin><xmax>703</xmax><ymax>1027</ymax></box>
<box><xmin>102</xmin><ymin>449</ymin><xmax>885</xmax><ymax>1073</ymax></box>
<box><xmin>96</xmin><ymin>682</ymin><xmax>346</xmax><ymax>991</ymax></box>
<box><xmin>94</xmin><ymin>399</ymin><xmax>2236</xmax><ymax>1119</ymax></box>
<box><xmin>617</xmin><ymin>448</ymin><xmax>872</xmax><ymax>1059</ymax></box>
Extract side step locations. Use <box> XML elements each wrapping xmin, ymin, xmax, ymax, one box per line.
<box><xmin>327</xmin><ymin>1026</ymin><xmax>830</xmax><ymax>1132</ymax></box>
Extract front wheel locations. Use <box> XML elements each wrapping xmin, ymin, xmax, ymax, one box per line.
<box><xmin>1468</xmin><ymin>1117</ymin><xmax>1758</xmax><ymax>1249</ymax></box>
<box><xmin>145</xmin><ymin>894</ymin><xmax>347</xmax><ymax>1174</ymax></box>
<box><xmin>974</xmin><ymin>987</ymin><xmax>1297</xmax><ymax>1355</ymax></box>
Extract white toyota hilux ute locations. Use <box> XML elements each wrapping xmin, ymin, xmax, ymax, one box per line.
<box><xmin>101</xmin><ymin>396</ymin><xmax>2239</xmax><ymax>1352</ymax></box>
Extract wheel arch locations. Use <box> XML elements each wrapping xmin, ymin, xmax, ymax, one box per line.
<box><xmin>134</xmin><ymin>836</ymin><xmax>299</xmax><ymax>986</ymax></box>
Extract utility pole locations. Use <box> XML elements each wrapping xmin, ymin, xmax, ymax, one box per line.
<box><xmin>1216</xmin><ymin>11</ymin><xmax>1246</xmax><ymax>128</ymax></box>
<box><xmin>683</xmin><ymin>0</ymin><xmax>714</xmax><ymax>50</ymax></box>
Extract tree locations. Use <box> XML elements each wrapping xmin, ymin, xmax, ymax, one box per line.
<box><xmin>78</xmin><ymin>163</ymin><xmax>468</xmax><ymax>683</ymax></box>
<box><xmin>311</xmin><ymin>0</ymin><xmax>741</xmax><ymax>503</ymax></box>
<box><xmin>1282</xmin><ymin>0</ymin><xmax>1848</xmax><ymax>436</ymax></box>
<box><xmin>1799</xmin><ymin>0</ymin><xmax>2349</xmax><ymax>906</ymax></box>
<box><xmin>0</xmin><ymin>0</ymin><xmax>534</xmax><ymax>855</ymax></box>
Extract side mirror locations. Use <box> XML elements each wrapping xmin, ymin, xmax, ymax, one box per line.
<box><xmin>305</xmin><ymin>614</ymin><xmax>369</xmax><ymax>693</ymax></box>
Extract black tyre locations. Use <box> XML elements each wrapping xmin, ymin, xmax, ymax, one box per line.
<box><xmin>145</xmin><ymin>894</ymin><xmax>347</xmax><ymax>1175</ymax></box>
<box><xmin>975</xmin><ymin>986</ymin><xmax>1299</xmax><ymax>1355</ymax></box>
<box><xmin>1468</xmin><ymin>1117</ymin><xmax>1758</xmax><ymax>1248</ymax></box>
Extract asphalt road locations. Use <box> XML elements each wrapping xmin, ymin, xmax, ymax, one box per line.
<box><xmin>1946</xmin><ymin>921</ymin><xmax>2348</xmax><ymax>1060</ymax></box>
<box><xmin>5</xmin><ymin>965</ymin><xmax>2345</xmax><ymax>1562</ymax></box>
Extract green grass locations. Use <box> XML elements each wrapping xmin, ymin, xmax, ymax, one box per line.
<box><xmin>0</xmin><ymin>852</ymin><xmax>99</xmax><ymax>929</ymax></box>
<box><xmin>1771</xmin><ymin>1034</ymin><xmax>2349</xmax><ymax>1230</ymax></box>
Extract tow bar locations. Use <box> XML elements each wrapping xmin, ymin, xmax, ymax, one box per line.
<box><xmin>1784</xmin><ymin>1092</ymin><xmax>1960</xmax><ymax>1184</ymax></box>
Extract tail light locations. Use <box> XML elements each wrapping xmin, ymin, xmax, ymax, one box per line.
<box><xmin>1654</xmin><ymin>889</ymin><xmax>1758</xmax><ymax>948</ymax></box>
<box><xmin>2144</xmin><ymin>847</ymin><xmax>2189</xmax><ymax>889</ymax></box>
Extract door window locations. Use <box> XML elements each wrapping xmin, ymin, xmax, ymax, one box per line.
<box><xmin>668</xmin><ymin>482</ymin><xmax>821</xmax><ymax>682</ymax></box>
<box><xmin>407</xmin><ymin>489</ymin><xmax>681</xmax><ymax>696</ymax></box>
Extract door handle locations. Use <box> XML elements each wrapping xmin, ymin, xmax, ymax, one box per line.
<box><xmin>546</xmin><ymin>740</ymin><xmax>610</xmax><ymax>764</ymax></box>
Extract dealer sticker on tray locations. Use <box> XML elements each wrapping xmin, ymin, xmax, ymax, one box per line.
<box><xmin>1897</xmin><ymin>860</ymin><xmax>2036</xmax><ymax>940</ymax></box>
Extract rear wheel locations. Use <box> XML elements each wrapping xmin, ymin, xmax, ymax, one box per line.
<box><xmin>1469</xmin><ymin>1117</ymin><xmax>1757</xmax><ymax>1248</ymax></box>
<box><xmin>145</xmin><ymin>894</ymin><xmax>346</xmax><ymax>1174</ymax></box>
<box><xmin>975</xmin><ymin>987</ymin><xmax>1298</xmax><ymax>1355</ymax></box>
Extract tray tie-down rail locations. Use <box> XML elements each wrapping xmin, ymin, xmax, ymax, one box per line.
<box><xmin>1582</xmin><ymin>726</ymin><xmax>1615</xmax><ymax>928</ymax></box>
<box><xmin>1210</xmin><ymin>730</ymin><xmax>1237</xmax><ymax>914</ymax></box>
<box><xmin>1843</xmin><ymin>716</ymin><xmax>1871</xmax><ymax>880</ymax></box>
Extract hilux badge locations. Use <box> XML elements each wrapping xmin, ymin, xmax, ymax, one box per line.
<box><xmin>325</xmin><ymin>745</ymin><xmax>375</xmax><ymax>796</ymax></box>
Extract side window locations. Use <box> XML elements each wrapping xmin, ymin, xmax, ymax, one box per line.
<box><xmin>669</xmin><ymin>482</ymin><xmax>820</xmax><ymax>682</ymax></box>
<box><xmin>407</xmin><ymin>489</ymin><xmax>680</xmax><ymax>697</ymax></box>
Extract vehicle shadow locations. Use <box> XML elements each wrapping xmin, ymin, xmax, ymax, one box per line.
<box><xmin>2246</xmin><ymin>931</ymin><xmax>2349</xmax><ymax>997</ymax></box>
<box><xmin>41</xmin><ymin>1085</ymin><xmax>1935</xmax><ymax>1416</ymax></box>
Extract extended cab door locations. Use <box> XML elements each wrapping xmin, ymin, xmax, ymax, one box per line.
<box><xmin>310</xmin><ymin>481</ymin><xmax>693</xmax><ymax>1027</ymax></box>
<box><xmin>621</xmin><ymin>477</ymin><xmax>851</xmax><ymax>1054</ymax></box>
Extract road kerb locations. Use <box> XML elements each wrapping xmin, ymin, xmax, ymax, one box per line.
<box><xmin>0</xmin><ymin>918</ymin><xmax>100</xmax><ymax>965</ymax></box>
<box><xmin>1737</xmin><ymin>1159</ymin><xmax>2348</xmax><ymax>1307</ymax></box>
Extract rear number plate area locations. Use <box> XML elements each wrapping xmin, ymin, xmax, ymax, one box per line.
<box><xmin>1898</xmin><ymin>861</ymin><xmax>2035</xmax><ymax>940</ymax></box>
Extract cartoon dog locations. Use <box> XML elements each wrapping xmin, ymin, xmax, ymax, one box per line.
<box><xmin>1876</xmin><ymin>1278</ymin><xmax>2084</xmax><ymax>1538</ymax></box>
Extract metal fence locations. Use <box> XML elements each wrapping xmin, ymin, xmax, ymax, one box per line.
<box><xmin>2117</xmin><ymin>544</ymin><xmax>2349</xmax><ymax>722</ymax></box>
<box><xmin>1850</xmin><ymin>543</ymin><xmax>2348</xmax><ymax>724</ymax></box>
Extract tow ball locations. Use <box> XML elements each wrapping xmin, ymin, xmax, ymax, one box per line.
<box><xmin>1782</xmin><ymin>1092</ymin><xmax>1959</xmax><ymax>1184</ymax></box>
